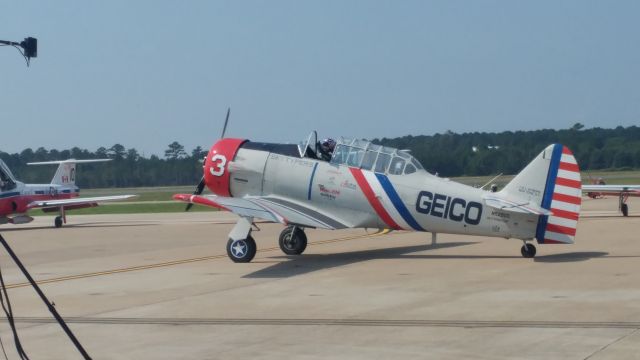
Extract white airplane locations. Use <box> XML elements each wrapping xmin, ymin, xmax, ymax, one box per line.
<box><xmin>0</xmin><ymin>159</ymin><xmax>136</xmax><ymax>227</ymax></box>
<box><xmin>174</xmin><ymin>130</ymin><xmax>582</xmax><ymax>263</ymax></box>
<box><xmin>582</xmin><ymin>181</ymin><xmax>640</xmax><ymax>216</ymax></box>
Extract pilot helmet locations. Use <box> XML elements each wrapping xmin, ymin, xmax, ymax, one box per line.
<box><xmin>320</xmin><ymin>138</ymin><xmax>336</xmax><ymax>152</ymax></box>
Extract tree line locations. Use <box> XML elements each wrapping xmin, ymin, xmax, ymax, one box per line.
<box><xmin>1</xmin><ymin>125</ymin><xmax>639</xmax><ymax>188</ymax></box>
<box><xmin>0</xmin><ymin>141</ymin><xmax>207</xmax><ymax>188</ymax></box>
<box><xmin>373</xmin><ymin>124</ymin><xmax>640</xmax><ymax>176</ymax></box>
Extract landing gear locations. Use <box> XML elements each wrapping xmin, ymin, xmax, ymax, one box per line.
<box><xmin>279</xmin><ymin>226</ymin><xmax>308</xmax><ymax>255</ymax></box>
<box><xmin>520</xmin><ymin>243</ymin><xmax>536</xmax><ymax>258</ymax></box>
<box><xmin>55</xmin><ymin>206</ymin><xmax>66</xmax><ymax>228</ymax></box>
<box><xmin>225</xmin><ymin>217</ymin><xmax>257</xmax><ymax>263</ymax></box>
<box><xmin>619</xmin><ymin>193</ymin><xmax>629</xmax><ymax>217</ymax></box>
<box><xmin>226</xmin><ymin>236</ymin><xmax>257</xmax><ymax>263</ymax></box>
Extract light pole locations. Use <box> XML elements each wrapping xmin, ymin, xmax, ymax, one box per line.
<box><xmin>0</xmin><ymin>36</ymin><xmax>37</xmax><ymax>66</ymax></box>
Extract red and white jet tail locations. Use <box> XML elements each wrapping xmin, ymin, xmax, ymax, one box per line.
<box><xmin>499</xmin><ymin>144</ymin><xmax>581</xmax><ymax>244</ymax></box>
<box><xmin>27</xmin><ymin>159</ymin><xmax>111</xmax><ymax>186</ymax></box>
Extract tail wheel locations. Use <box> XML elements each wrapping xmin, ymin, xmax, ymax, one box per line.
<box><xmin>279</xmin><ymin>226</ymin><xmax>308</xmax><ymax>255</ymax></box>
<box><xmin>520</xmin><ymin>243</ymin><xmax>536</xmax><ymax>258</ymax></box>
<box><xmin>226</xmin><ymin>236</ymin><xmax>257</xmax><ymax>263</ymax></box>
<box><xmin>54</xmin><ymin>216</ymin><xmax>63</xmax><ymax>228</ymax></box>
<box><xmin>621</xmin><ymin>203</ymin><xmax>629</xmax><ymax>217</ymax></box>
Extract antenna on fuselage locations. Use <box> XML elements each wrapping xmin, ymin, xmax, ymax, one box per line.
<box><xmin>185</xmin><ymin>107</ymin><xmax>231</xmax><ymax>211</ymax></box>
<box><xmin>480</xmin><ymin>173</ymin><xmax>503</xmax><ymax>191</ymax></box>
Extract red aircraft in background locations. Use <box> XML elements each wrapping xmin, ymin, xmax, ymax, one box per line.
<box><xmin>0</xmin><ymin>159</ymin><xmax>135</xmax><ymax>227</ymax></box>
<box><xmin>583</xmin><ymin>178</ymin><xmax>640</xmax><ymax>216</ymax></box>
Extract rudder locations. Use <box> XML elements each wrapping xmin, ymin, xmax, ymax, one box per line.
<box><xmin>51</xmin><ymin>161</ymin><xmax>76</xmax><ymax>186</ymax></box>
<box><xmin>535</xmin><ymin>145</ymin><xmax>581</xmax><ymax>244</ymax></box>
<box><xmin>501</xmin><ymin>144</ymin><xmax>581</xmax><ymax>244</ymax></box>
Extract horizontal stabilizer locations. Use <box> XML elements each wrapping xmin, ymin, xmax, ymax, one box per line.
<box><xmin>27</xmin><ymin>159</ymin><xmax>112</xmax><ymax>165</ymax></box>
<box><xmin>483</xmin><ymin>195</ymin><xmax>553</xmax><ymax>216</ymax></box>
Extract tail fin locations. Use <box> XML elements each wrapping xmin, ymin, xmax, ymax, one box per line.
<box><xmin>27</xmin><ymin>159</ymin><xmax>111</xmax><ymax>186</ymax></box>
<box><xmin>500</xmin><ymin>144</ymin><xmax>581</xmax><ymax>244</ymax></box>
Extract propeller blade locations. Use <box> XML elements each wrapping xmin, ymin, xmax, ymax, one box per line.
<box><xmin>194</xmin><ymin>176</ymin><xmax>206</xmax><ymax>194</ymax></box>
<box><xmin>185</xmin><ymin>176</ymin><xmax>206</xmax><ymax>212</ymax></box>
<box><xmin>187</xmin><ymin>108</ymin><xmax>231</xmax><ymax>212</ymax></box>
<box><xmin>220</xmin><ymin>107</ymin><xmax>231</xmax><ymax>139</ymax></box>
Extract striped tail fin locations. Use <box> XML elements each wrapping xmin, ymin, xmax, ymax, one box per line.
<box><xmin>500</xmin><ymin>144</ymin><xmax>581</xmax><ymax>244</ymax></box>
<box><xmin>535</xmin><ymin>145</ymin><xmax>581</xmax><ymax>244</ymax></box>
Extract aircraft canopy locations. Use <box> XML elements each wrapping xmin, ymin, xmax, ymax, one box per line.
<box><xmin>330</xmin><ymin>138</ymin><xmax>425</xmax><ymax>175</ymax></box>
<box><xmin>0</xmin><ymin>160</ymin><xmax>17</xmax><ymax>191</ymax></box>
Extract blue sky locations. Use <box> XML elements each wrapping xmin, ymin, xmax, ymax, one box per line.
<box><xmin>2</xmin><ymin>1</ymin><xmax>639</xmax><ymax>156</ymax></box>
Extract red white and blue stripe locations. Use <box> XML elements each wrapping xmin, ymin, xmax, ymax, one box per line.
<box><xmin>536</xmin><ymin>145</ymin><xmax>581</xmax><ymax>244</ymax></box>
<box><xmin>349</xmin><ymin>168</ymin><xmax>425</xmax><ymax>231</ymax></box>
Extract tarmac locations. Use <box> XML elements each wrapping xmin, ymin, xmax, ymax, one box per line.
<box><xmin>0</xmin><ymin>196</ymin><xmax>638</xmax><ymax>359</ymax></box>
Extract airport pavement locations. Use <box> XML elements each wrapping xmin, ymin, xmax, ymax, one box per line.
<box><xmin>0</xmin><ymin>196</ymin><xmax>638</xmax><ymax>359</ymax></box>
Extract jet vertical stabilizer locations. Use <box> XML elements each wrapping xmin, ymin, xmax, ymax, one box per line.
<box><xmin>27</xmin><ymin>159</ymin><xmax>111</xmax><ymax>186</ymax></box>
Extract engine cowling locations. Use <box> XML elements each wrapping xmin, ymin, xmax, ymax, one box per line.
<box><xmin>203</xmin><ymin>138</ymin><xmax>247</xmax><ymax>197</ymax></box>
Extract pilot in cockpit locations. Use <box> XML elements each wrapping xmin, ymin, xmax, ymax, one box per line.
<box><xmin>317</xmin><ymin>138</ymin><xmax>336</xmax><ymax>161</ymax></box>
<box><xmin>0</xmin><ymin>172</ymin><xmax>7</xmax><ymax>191</ymax></box>
<box><xmin>0</xmin><ymin>165</ymin><xmax>15</xmax><ymax>192</ymax></box>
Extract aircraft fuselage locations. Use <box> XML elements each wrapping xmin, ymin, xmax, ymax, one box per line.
<box><xmin>225</xmin><ymin>146</ymin><xmax>538</xmax><ymax>240</ymax></box>
<box><xmin>0</xmin><ymin>181</ymin><xmax>80</xmax><ymax>216</ymax></box>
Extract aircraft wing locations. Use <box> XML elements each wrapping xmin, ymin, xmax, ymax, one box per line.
<box><xmin>27</xmin><ymin>195</ymin><xmax>137</xmax><ymax>209</ymax></box>
<box><xmin>173</xmin><ymin>194</ymin><xmax>349</xmax><ymax>230</ymax></box>
<box><xmin>582</xmin><ymin>184</ymin><xmax>640</xmax><ymax>195</ymax></box>
<box><xmin>483</xmin><ymin>195</ymin><xmax>553</xmax><ymax>216</ymax></box>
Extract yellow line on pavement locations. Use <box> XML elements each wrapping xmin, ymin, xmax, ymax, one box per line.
<box><xmin>6</xmin><ymin>228</ymin><xmax>393</xmax><ymax>289</ymax></box>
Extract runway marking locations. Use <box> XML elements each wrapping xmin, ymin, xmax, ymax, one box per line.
<box><xmin>6</xmin><ymin>317</ymin><xmax>640</xmax><ymax>329</ymax></box>
<box><xmin>5</xmin><ymin>229</ymin><xmax>394</xmax><ymax>289</ymax></box>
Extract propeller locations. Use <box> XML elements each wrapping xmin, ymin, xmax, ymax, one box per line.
<box><xmin>186</xmin><ymin>107</ymin><xmax>231</xmax><ymax>211</ymax></box>
<box><xmin>221</xmin><ymin>107</ymin><xmax>231</xmax><ymax>139</ymax></box>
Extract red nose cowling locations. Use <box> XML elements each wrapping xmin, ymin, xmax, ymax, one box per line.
<box><xmin>203</xmin><ymin>138</ymin><xmax>247</xmax><ymax>197</ymax></box>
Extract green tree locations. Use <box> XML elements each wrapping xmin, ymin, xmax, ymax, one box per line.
<box><xmin>191</xmin><ymin>146</ymin><xmax>207</xmax><ymax>160</ymax></box>
<box><xmin>570</xmin><ymin>122</ymin><xmax>585</xmax><ymax>131</ymax></box>
<box><xmin>108</xmin><ymin>144</ymin><xmax>126</xmax><ymax>160</ymax></box>
<box><xmin>34</xmin><ymin>147</ymin><xmax>48</xmax><ymax>161</ymax></box>
<box><xmin>96</xmin><ymin>147</ymin><xmax>108</xmax><ymax>158</ymax></box>
<box><xmin>126</xmin><ymin>148</ymin><xmax>140</xmax><ymax>161</ymax></box>
<box><xmin>165</xmin><ymin>141</ymin><xmax>187</xmax><ymax>160</ymax></box>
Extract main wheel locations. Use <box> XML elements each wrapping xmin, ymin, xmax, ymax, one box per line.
<box><xmin>226</xmin><ymin>236</ymin><xmax>257</xmax><ymax>263</ymax></box>
<box><xmin>520</xmin><ymin>243</ymin><xmax>536</xmax><ymax>258</ymax></box>
<box><xmin>621</xmin><ymin>203</ymin><xmax>629</xmax><ymax>217</ymax></box>
<box><xmin>279</xmin><ymin>226</ymin><xmax>308</xmax><ymax>255</ymax></box>
<box><xmin>54</xmin><ymin>216</ymin><xmax>63</xmax><ymax>228</ymax></box>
